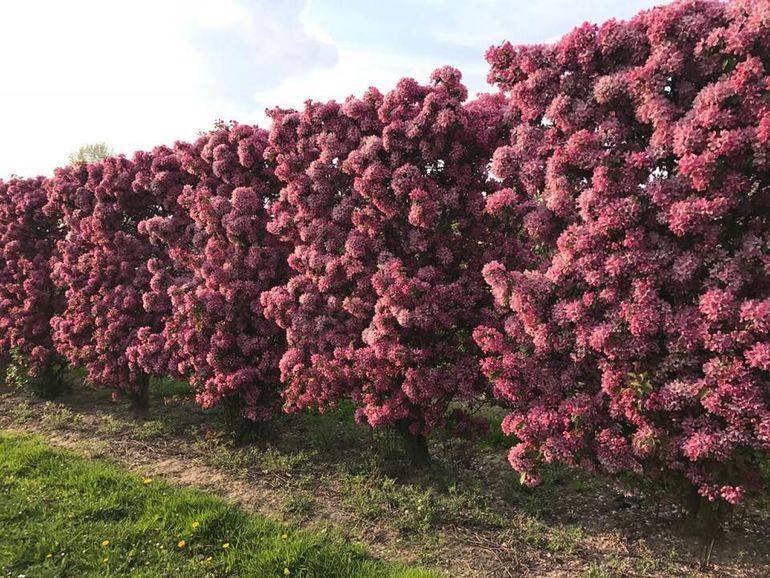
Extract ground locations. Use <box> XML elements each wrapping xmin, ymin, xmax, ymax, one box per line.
<box><xmin>0</xmin><ymin>432</ymin><xmax>438</xmax><ymax>578</ymax></box>
<box><xmin>1</xmin><ymin>381</ymin><xmax>768</xmax><ymax>578</ymax></box>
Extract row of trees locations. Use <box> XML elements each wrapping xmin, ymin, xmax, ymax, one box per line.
<box><xmin>1</xmin><ymin>0</ymin><xmax>768</xmax><ymax>516</ymax></box>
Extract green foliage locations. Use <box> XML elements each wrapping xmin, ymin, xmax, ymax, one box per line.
<box><xmin>68</xmin><ymin>142</ymin><xmax>113</xmax><ymax>165</ymax></box>
<box><xmin>5</xmin><ymin>348</ymin><xmax>32</xmax><ymax>391</ymax></box>
<box><xmin>4</xmin><ymin>348</ymin><xmax>69</xmax><ymax>399</ymax></box>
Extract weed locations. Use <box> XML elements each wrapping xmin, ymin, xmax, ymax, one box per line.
<box><xmin>133</xmin><ymin>420</ymin><xmax>167</xmax><ymax>441</ymax></box>
<box><xmin>10</xmin><ymin>400</ymin><xmax>34</xmax><ymax>423</ymax></box>
<box><xmin>40</xmin><ymin>402</ymin><xmax>80</xmax><ymax>429</ymax></box>
<box><xmin>281</xmin><ymin>491</ymin><xmax>316</xmax><ymax>520</ymax></box>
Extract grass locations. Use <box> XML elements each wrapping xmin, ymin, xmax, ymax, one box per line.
<box><xmin>141</xmin><ymin>387</ymin><xmax>591</xmax><ymax>557</ymax></box>
<box><xmin>0</xmin><ymin>432</ymin><xmax>441</xmax><ymax>578</ymax></box>
<box><xmin>4</xmin><ymin>383</ymin><xmax>769</xmax><ymax>576</ymax></box>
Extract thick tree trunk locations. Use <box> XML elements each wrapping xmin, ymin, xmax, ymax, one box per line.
<box><xmin>395</xmin><ymin>420</ymin><xmax>431</xmax><ymax>467</ymax></box>
<box><xmin>129</xmin><ymin>373</ymin><xmax>151</xmax><ymax>419</ymax></box>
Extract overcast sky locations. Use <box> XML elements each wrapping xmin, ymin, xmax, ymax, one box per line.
<box><xmin>0</xmin><ymin>0</ymin><xmax>670</xmax><ymax>179</ymax></box>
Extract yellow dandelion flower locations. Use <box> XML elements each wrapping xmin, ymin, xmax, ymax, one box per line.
<box><xmin>205</xmin><ymin>556</ymin><xmax>213</xmax><ymax>562</ymax></box>
<box><xmin>284</xmin><ymin>567</ymin><xmax>291</xmax><ymax>576</ymax></box>
<box><xmin>222</xmin><ymin>543</ymin><xmax>230</xmax><ymax>549</ymax></box>
<box><xmin>191</xmin><ymin>521</ymin><xmax>200</xmax><ymax>529</ymax></box>
<box><xmin>103</xmin><ymin>557</ymin><xmax>109</xmax><ymax>563</ymax></box>
<box><xmin>46</xmin><ymin>553</ymin><xmax>52</xmax><ymax>559</ymax></box>
<box><xmin>177</xmin><ymin>540</ymin><xmax>186</xmax><ymax>548</ymax></box>
<box><xmin>101</xmin><ymin>540</ymin><xmax>110</xmax><ymax>547</ymax></box>
<box><xmin>281</xmin><ymin>533</ymin><xmax>288</xmax><ymax>540</ymax></box>
<box><xmin>143</xmin><ymin>478</ymin><xmax>153</xmax><ymax>485</ymax></box>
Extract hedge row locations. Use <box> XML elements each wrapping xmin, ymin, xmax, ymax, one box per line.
<box><xmin>1</xmin><ymin>0</ymin><xmax>769</xmax><ymax>508</ymax></box>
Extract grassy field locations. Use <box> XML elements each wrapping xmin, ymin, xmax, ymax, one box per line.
<box><xmin>0</xmin><ymin>432</ymin><xmax>439</xmax><ymax>578</ymax></box>
<box><xmin>1</xmin><ymin>382</ymin><xmax>769</xmax><ymax>577</ymax></box>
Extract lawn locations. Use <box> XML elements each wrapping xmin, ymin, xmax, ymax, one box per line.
<box><xmin>0</xmin><ymin>432</ymin><xmax>440</xmax><ymax>578</ymax></box>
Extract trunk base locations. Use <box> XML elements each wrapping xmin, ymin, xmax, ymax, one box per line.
<box><xmin>129</xmin><ymin>375</ymin><xmax>151</xmax><ymax>419</ymax></box>
<box><xmin>36</xmin><ymin>359</ymin><xmax>69</xmax><ymax>399</ymax></box>
<box><xmin>221</xmin><ymin>396</ymin><xmax>270</xmax><ymax>442</ymax></box>
<box><xmin>395</xmin><ymin>421</ymin><xmax>431</xmax><ymax>467</ymax></box>
<box><xmin>685</xmin><ymin>487</ymin><xmax>729</xmax><ymax>570</ymax></box>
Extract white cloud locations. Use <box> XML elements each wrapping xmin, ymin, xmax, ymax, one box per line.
<box><xmin>0</xmin><ymin>0</ymin><xmax>336</xmax><ymax>178</ymax></box>
<box><xmin>427</xmin><ymin>0</ymin><xmax>667</xmax><ymax>50</ymax></box>
<box><xmin>0</xmin><ymin>0</ymin><xmax>673</xmax><ymax>179</ymax></box>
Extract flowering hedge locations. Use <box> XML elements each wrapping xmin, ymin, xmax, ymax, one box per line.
<box><xmin>0</xmin><ymin>0</ymin><xmax>767</xmax><ymax>507</ymax></box>
<box><xmin>49</xmin><ymin>156</ymin><xmax>162</xmax><ymax>411</ymax></box>
<box><xmin>262</xmin><ymin>68</ymin><xmax>517</xmax><ymax>457</ymax></box>
<box><xmin>139</xmin><ymin>125</ymin><xmax>288</xmax><ymax>421</ymax></box>
<box><xmin>0</xmin><ymin>176</ymin><xmax>64</xmax><ymax>393</ymax></box>
<box><xmin>476</xmin><ymin>0</ymin><xmax>770</xmax><ymax>504</ymax></box>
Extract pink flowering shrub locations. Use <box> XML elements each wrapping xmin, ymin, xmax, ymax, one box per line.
<box><xmin>263</xmin><ymin>68</ymin><xmax>511</xmax><ymax>456</ymax></box>
<box><xmin>0</xmin><ymin>176</ymin><xmax>66</xmax><ymax>394</ymax></box>
<box><xmin>261</xmin><ymin>94</ymin><xmax>381</xmax><ymax>422</ymax></box>
<box><xmin>138</xmin><ymin>124</ymin><xmax>288</xmax><ymax>421</ymax></box>
<box><xmin>49</xmin><ymin>156</ymin><xmax>162</xmax><ymax>411</ymax></box>
<box><xmin>477</xmin><ymin>0</ymin><xmax>770</xmax><ymax>504</ymax></box>
<box><xmin>127</xmin><ymin>141</ymin><xmax>200</xmax><ymax>384</ymax></box>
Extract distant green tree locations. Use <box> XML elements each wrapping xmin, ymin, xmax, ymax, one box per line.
<box><xmin>68</xmin><ymin>142</ymin><xmax>113</xmax><ymax>165</ymax></box>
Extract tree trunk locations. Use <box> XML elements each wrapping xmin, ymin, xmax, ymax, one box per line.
<box><xmin>36</xmin><ymin>358</ymin><xmax>68</xmax><ymax>399</ymax></box>
<box><xmin>686</xmin><ymin>487</ymin><xmax>728</xmax><ymax>570</ymax></box>
<box><xmin>685</xmin><ymin>485</ymin><xmax>701</xmax><ymax>522</ymax></box>
<box><xmin>395</xmin><ymin>420</ymin><xmax>431</xmax><ymax>467</ymax></box>
<box><xmin>129</xmin><ymin>373</ymin><xmax>151</xmax><ymax>419</ymax></box>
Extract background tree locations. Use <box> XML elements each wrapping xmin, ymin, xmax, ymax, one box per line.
<box><xmin>68</xmin><ymin>142</ymin><xmax>114</xmax><ymax>166</ymax></box>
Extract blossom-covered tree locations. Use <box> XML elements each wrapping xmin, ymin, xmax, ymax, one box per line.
<box><xmin>126</xmin><ymin>141</ymin><xmax>201</xmax><ymax>389</ymax></box>
<box><xmin>49</xmin><ymin>155</ymin><xmax>162</xmax><ymax>415</ymax></box>
<box><xmin>477</xmin><ymin>0</ymin><xmax>770</xmax><ymax>511</ymax></box>
<box><xmin>263</xmin><ymin>69</ymin><xmax>511</xmax><ymax>461</ymax></box>
<box><xmin>138</xmin><ymin>124</ymin><xmax>288</xmax><ymax>422</ymax></box>
<box><xmin>261</xmin><ymin>94</ymin><xmax>379</xmax><ymax>422</ymax></box>
<box><xmin>0</xmin><ymin>176</ymin><xmax>65</xmax><ymax>395</ymax></box>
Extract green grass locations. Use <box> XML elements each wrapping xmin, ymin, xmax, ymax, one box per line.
<box><xmin>0</xmin><ymin>432</ymin><xmax>441</xmax><ymax>578</ymax></box>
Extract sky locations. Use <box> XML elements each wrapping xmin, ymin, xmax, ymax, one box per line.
<box><xmin>0</xmin><ymin>0</ymin><xmax>670</xmax><ymax>179</ymax></box>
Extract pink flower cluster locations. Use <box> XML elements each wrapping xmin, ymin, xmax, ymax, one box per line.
<box><xmin>477</xmin><ymin>0</ymin><xmax>770</xmax><ymax>502</ymax></box>
<box><xmin>0</xmin><ymin>176</ymin><xmax>62</xmax><ymax>378</ymax></box>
